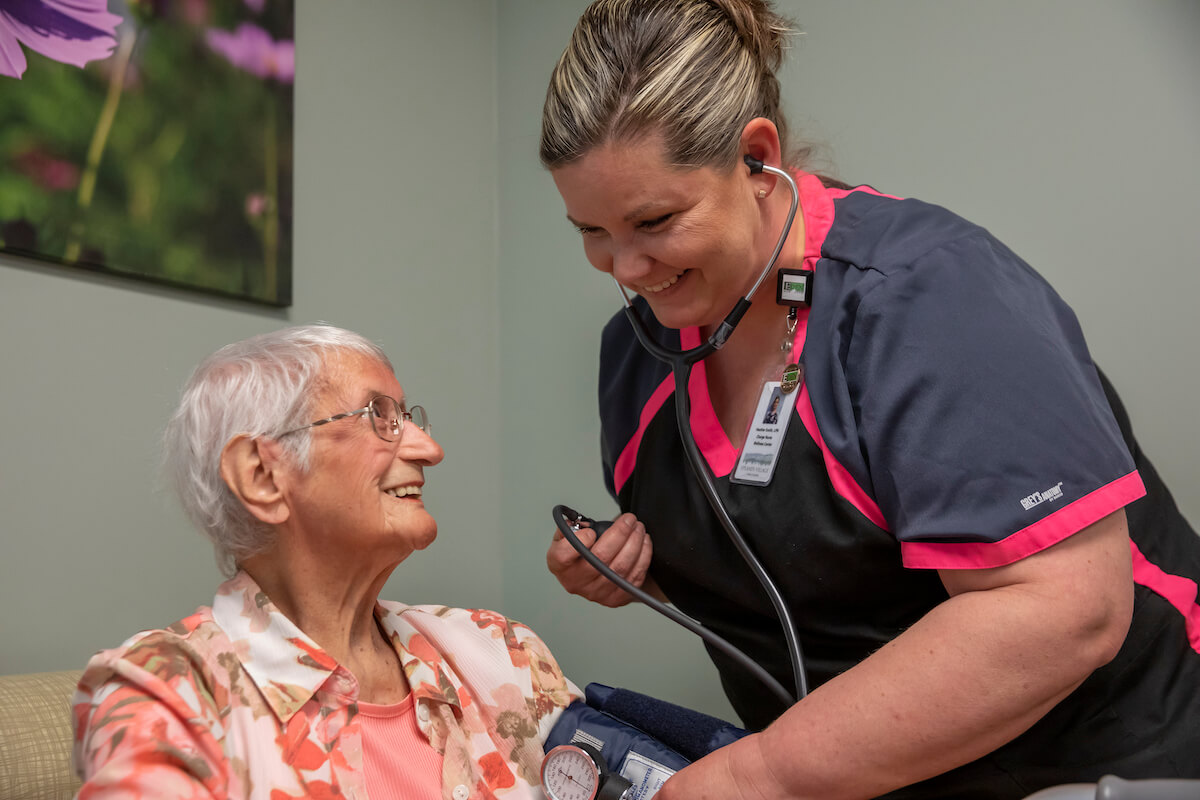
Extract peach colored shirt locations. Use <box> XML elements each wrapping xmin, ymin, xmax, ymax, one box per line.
<box><xmin>73</xmin><ymin>571</ymin><xmax>580</xmax><ymax>799</ymax></box>
<box><xmin>358</xmin><ymin>694</ymin><xmax>443</xmax><ymax>799</ymax></box>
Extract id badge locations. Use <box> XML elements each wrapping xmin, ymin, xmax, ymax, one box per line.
<box><xmin>730</xmin><ymin>375</ymin><xmax>799</xmax><ymax>486</ymax></box>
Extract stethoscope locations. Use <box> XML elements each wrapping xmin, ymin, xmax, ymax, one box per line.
<box><xmin>553</xmin><ymin>154</ymin><xmax>809</xmax><ymax>708</ymax></box>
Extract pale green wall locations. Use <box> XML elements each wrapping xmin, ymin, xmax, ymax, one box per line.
<box><xmin>2</xmin><ymin>1</ymin><xmax>1197</xmax><ymax>729</ymax></box>
<box><xmin>0</xmin><ymin>1</ymin><xmax>503</xmax><ymax>673</ymax></box>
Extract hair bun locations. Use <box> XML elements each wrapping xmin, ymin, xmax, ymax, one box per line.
<box><xmin>706</xmin><ymin>0</ymin><xmax>792</xmax><ymax>74</ymax></box>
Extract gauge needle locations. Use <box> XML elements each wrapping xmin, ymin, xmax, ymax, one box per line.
<box><xmin>555</xmin><ymin>768</ymin><xmax>587</xmax><ymax>789</ymax></box>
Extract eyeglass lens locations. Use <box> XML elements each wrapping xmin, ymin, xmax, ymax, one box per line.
<box><xmin>367</xmin><ymin>397</ymin><xmax>428</xmax><ymax>441</ymax></box>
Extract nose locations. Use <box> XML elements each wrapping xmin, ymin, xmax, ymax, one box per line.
<box><xmin>398</xmin><ymin>424</ymin><xmax>444</xmax><ymax>467</ymax></box>
<box><xmin>608</xmin><ymin>243</ymin><xmax>654</xmax><ymax>285</ymax></box>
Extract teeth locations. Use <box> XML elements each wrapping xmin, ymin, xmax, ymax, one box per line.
<box><xmin>641</xmin><ymin>272</ymin><xmax>682</xmax><ymax>293</ymax></box>
<box><xmin>384</xmin><ymin>486</ymin><xmax>422</xmax><ymax>498</ymax></box>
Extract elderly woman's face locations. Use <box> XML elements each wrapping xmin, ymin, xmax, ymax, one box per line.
<box><xmin>551</xmin><ymin>135</ymin><xmax>768</xmax><ymax>330</ymax></box>
<box><xmin>282</xmin><ymin>352</ymin><xmax>444</xmax><ymax>562</ymax></box>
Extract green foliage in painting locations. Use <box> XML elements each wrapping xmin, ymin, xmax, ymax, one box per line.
<box><xmin>0</xmin><ymin>0</ymin><xmax>294</xmax><ymax>305</ymax></box>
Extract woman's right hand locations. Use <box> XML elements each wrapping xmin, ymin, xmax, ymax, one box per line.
<box><xmin>546</xmin><ymin>513</ymin><xmax>657</xmax><ymax>607</ymax></box>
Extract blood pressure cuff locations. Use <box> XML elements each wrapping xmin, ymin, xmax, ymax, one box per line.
<box><xmin>545</xmin><ymin>683</ymin><xmax>749</xmax><ymax>796</ymax></box>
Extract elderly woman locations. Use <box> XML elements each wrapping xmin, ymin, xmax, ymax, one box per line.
<box><xmin>73</xmin><ymin>325</ymin><xmax>580</xmax><ymax>799</ymax></box>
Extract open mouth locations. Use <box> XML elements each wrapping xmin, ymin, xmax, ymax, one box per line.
<box><xmin>383</xmin><ymin>486</ymin><xmax>422</xmax><ymax>499</ymax></box>
<box><xmin>640</xmin><ymin>270</ymin><xmax>687</xmax><ymax>294</ymax></box>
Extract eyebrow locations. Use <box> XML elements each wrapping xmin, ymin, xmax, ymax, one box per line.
<box><xmin>622</xmin><ymin>202</ymin><xmax>662</xmax><ymax>222</ymax></box>
<box><xmin>566</xmin><ymin>202</ymin><xmax>664</xmax><ymax>229</ymax></box>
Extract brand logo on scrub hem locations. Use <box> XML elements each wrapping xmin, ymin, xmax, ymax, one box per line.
<box><xmin>1020</xmin><ymin>481</ymin><xmax>1064</xmax><ymax>511</ymax></box>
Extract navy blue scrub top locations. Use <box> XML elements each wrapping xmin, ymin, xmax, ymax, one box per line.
<box><xmin>597</xmin><ymin>173</ymin><xmax>1200</xmax><ymax>797</ymax></box>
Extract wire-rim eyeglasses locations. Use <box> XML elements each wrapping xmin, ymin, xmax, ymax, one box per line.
<box><xmin>277</xmin><ymin>395</ymin><xmax>429</xmax><ymax>443</ymax></box>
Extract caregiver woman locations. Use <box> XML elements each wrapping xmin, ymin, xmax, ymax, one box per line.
<box><xmin>539</xmin><ymin>1</ymin><xmax>1200</xmax><ymax>798</ymax></box>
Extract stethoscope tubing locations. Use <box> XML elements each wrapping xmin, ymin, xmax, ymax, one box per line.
<box><xmin>552</xmin><ymin>504</ymin><xmax>795</xmax><ymax>707</ymax></box>
<box><xmin>608</xmin><ymin>160</ymin><xmax>810</xmax><ymax>702</ymax></box>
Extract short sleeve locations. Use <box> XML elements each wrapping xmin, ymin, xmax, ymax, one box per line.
<box><xmin>73</xmin><ymin>651</ymin><xmax>227</xmax><ymax>799</ymax></box>
<box><xmin>846</xmin><ymin>229</ymin><xmax>1143</xmax><ymax>569</ymax></box>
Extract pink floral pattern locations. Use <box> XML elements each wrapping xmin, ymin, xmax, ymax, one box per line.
<box><xmin>73</xmin><ymin>571</ymin><xmax>580</xmax><ymax>799</ymax></box>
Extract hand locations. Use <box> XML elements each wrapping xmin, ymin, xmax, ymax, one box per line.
<box><xmin>546</xmin><ymin>513</ymin><xmax>654</xmax><ymax>608</ymax></box>
<box><xmin>655</xmin><ymin>735</ymin><xmax>782</xmax><ymax>800</ymax></box>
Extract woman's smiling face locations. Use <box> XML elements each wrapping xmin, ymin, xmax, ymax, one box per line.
<box><xmin>551</xmin><ymin>135</ymin><xmax>769</xmax><ymax>331</ymax></box>
<box><xmin>281</xmin><ymin>351</ymin><xmax>444</xmax><ymax>564</ymax></box>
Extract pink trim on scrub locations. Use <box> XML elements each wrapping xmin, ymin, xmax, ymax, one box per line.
<box><xmin>900</xmin><ymin>471</ymin><xmax>1147</xmax><ymax>570</ymax></box>
<box><xmin>1130</xmin><ymin>540</ymin><xmax>1200</xmax><ymax>654</ymax></box>
<box><xmin>681</xmin><ymin>326</ymin><xmax>739</xmax><ymax>476</ymax></box>
<box><xmin>794</xmin><ymin>387</ymin><xmax>890</xmax><ymax>531</ymax></box>
<box><xmin>613</xmin><ymin>375</ymin><xmax>675</xmax><ymax>494</ymax></box>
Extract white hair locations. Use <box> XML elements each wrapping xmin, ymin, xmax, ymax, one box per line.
<box><xmin>162</xmin><ymin>324</ymin><xmax>393</xmax><ymax>576</ymax></box>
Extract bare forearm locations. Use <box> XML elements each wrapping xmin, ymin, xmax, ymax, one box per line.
<box><xmin>666</xmin><ymin>572</ymin><xmax>1128</xmax><ymax>795</ymax></box>
<box><xmin>667</xmin><ymin>598</ymin><xmax>1091</xmax><ymax>799</ymax></box>
<box><xmin>657</xmin><ymin>513</ymin><xmax>1133</xmax><ymax>800</ymax></box>
<box><xmin>748</xmin><ymin>589</ymin><xmax>1095</xmax><ymax>798</ymax></box>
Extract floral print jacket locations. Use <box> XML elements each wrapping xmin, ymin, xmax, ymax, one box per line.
<box><xmin>72</xmin><ymin>571</ymin><xmax>581</xmax><ymax>799</ymax></box>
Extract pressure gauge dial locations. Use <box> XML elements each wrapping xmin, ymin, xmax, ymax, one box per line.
<box><xmin>542</xmin><ymin>744</ymin><xmax>601</xmax><ymax>800</ymax></box>
<box><xmin>541</xmin><ymin>742</ymin><xmax>633</xmax><ymax>800</ymax></box>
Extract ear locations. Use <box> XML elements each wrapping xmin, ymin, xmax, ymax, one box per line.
<box><xmin>739</xmin><ymin>117</ymin><xmax>784</xmax><ymax>196</ymax></box>
<box><xmin>219</xmin><ymin>434</ymin><xmax>291</xmax><ymax>526</ymax></box>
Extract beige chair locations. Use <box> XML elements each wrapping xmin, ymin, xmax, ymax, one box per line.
<box><xmin>0</xmin><ymin>671</ymin><xmax>83</xmax><ymax>800</ymax></box>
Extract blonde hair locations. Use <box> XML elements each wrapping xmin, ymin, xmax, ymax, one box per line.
<box><xmin>540</xmin><ymin>0</ymin><xmax>800</xmax><ymax>171</ymax></box>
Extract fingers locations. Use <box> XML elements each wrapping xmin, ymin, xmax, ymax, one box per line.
<box><xmin>587</xmin><ymin>513</ymin><xmax>637</xmax><ymax>559</ymax></box>
<box><xmin>545</xmin><ymin>513</ymin><xmax>653</xmax><ymax>608</ymax></box>
<box><xmin>595</xmin><ymin>514</ymin><xmax>651</xmax><ymax>585</ymax></box>
<box><xmin>546</xmin><ymin>526</ymin><xmax>596</xmax><ymax>571</ymax></box>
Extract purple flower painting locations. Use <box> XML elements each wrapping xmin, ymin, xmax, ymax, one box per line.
<box><xmin>0</xmin><ymin>0</ymin><xmax>295</xmax><ymax>306</ymax></box>
<box><xmin>206</xmin><ymin>21</ymin><xmax>293</xmax><ymax>83</ymax></box>
<box><xmin>0</xmin><ymin>0</ymin><xmax>122</xmax><ymax>79</ymax></box>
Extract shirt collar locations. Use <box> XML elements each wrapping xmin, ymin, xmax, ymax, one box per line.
<box><xmin>373</xmin><ymin>603</ymin><xmax>464</xmax><ymax>713</ymax></box>
<box><xmin>211</xmin><ymin>572</ymin><xmax>462</xmax><ymax>723</ymax></box>
<box><xmin>795</xmin><ymin>169</ymin><xmax>838</xmax><ymax>270</ymax></box>
<box><xmin>212</xmin><ymin>571</ymin><xmax>340</xmax><ymax>722</ymax></box>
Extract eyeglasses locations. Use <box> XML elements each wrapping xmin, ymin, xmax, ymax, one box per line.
<box><xmin>278</xmin><ymin>396</ymin><xmax>429</xmax><ymax>443</ymax></box>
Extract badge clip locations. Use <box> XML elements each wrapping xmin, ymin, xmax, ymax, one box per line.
<box><xmin>776</xmin><ymin>268</ymin><xmax>813</xmax><ymax>307</ymax></box>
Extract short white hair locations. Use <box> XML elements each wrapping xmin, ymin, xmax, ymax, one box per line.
<box><xmin>162</xmin><ymin>324</ymin><xmax>393</xmax><ymax>576</ymax></box>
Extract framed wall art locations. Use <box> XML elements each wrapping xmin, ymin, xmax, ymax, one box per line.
<box><xmin>0</xmin><ymin>0</ymin><xmax>294</xmax><ymax>306</ymax></box>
